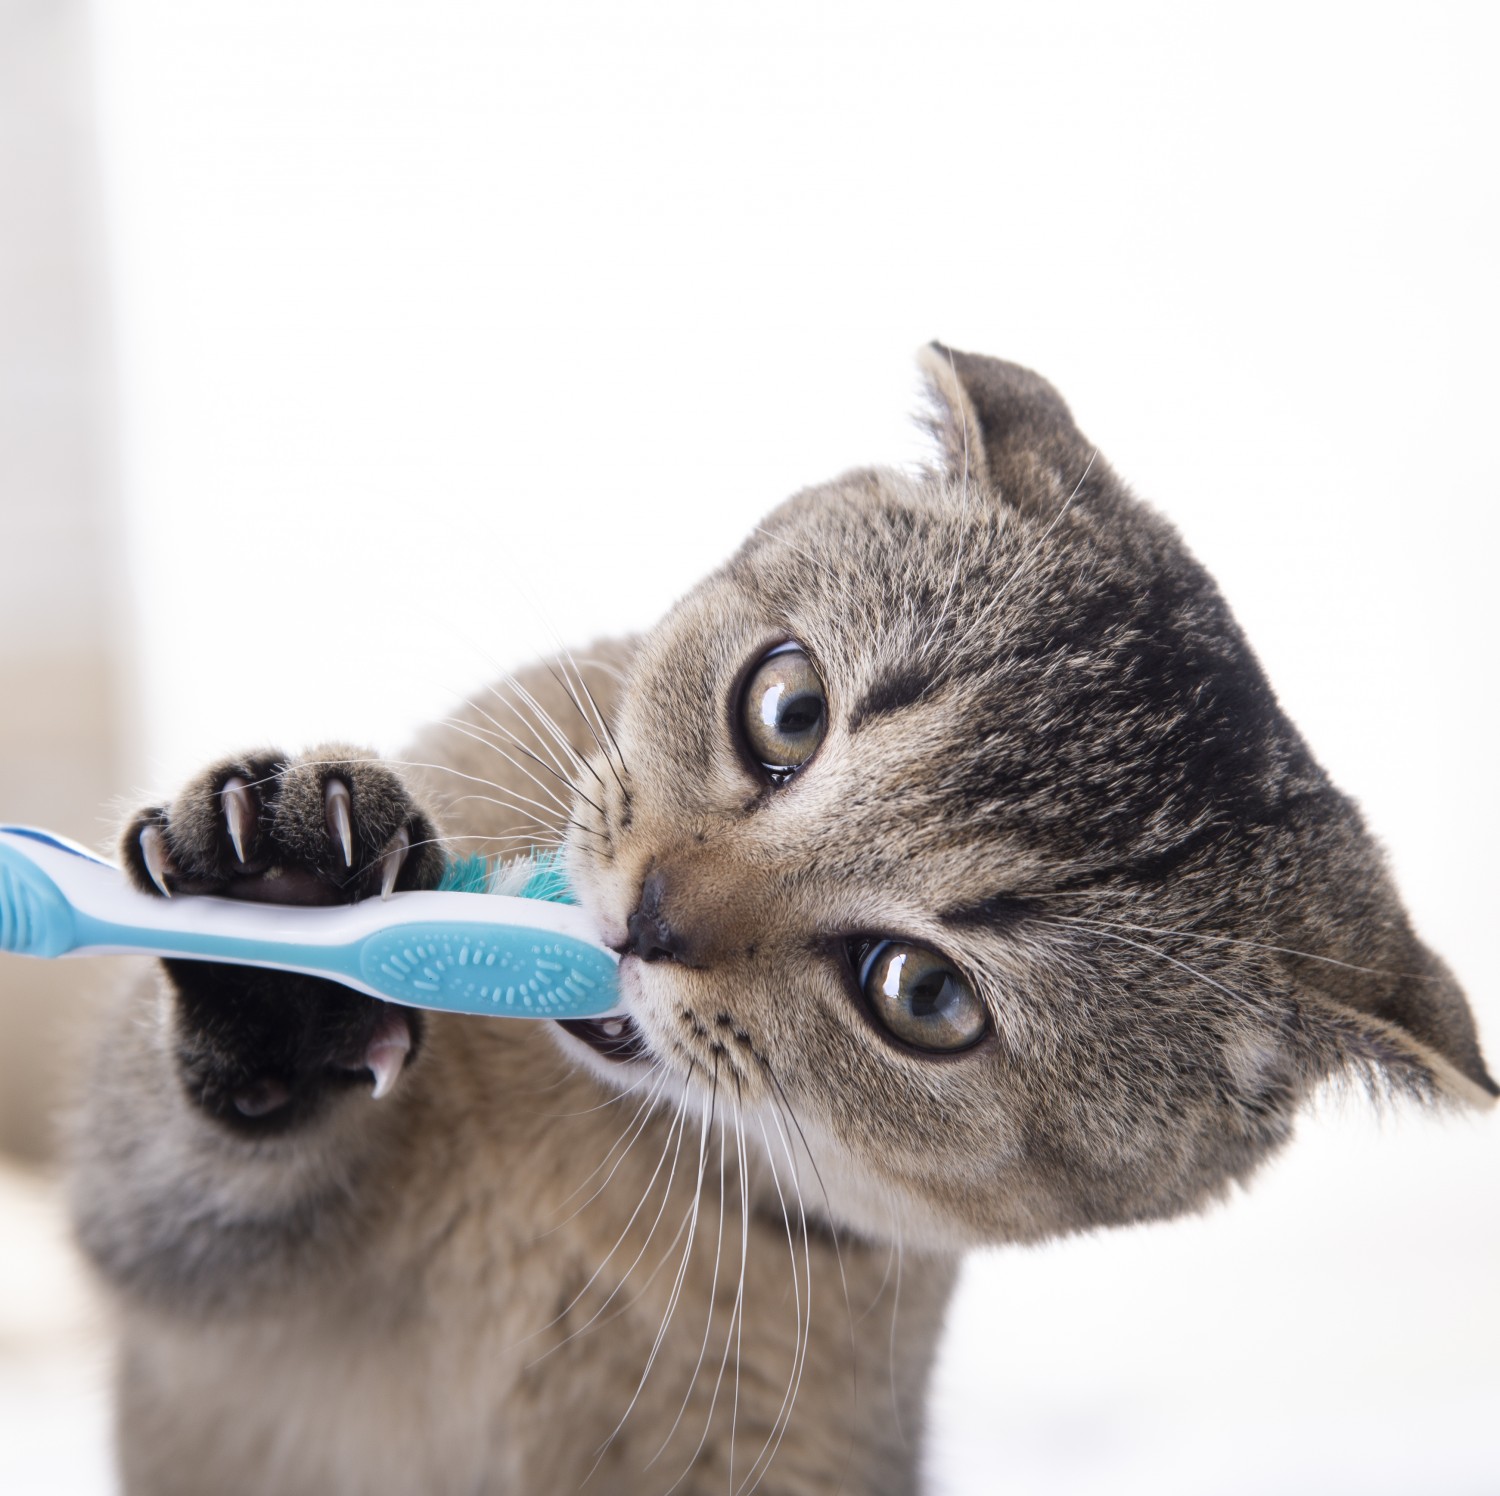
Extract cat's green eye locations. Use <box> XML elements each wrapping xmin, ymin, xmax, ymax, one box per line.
<box><xmin>739</xmin><ymin>643</ymin><xmax>827</xmax><ymax>780</ymax></box>
<box><xmin>858</xmin><ymin>941</ymin><xmax>987</xmax><ymax>1053</ymax></box>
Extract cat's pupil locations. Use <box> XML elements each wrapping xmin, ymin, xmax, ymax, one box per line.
<box><xmin>858</xmin><ymin>941</ymin><xmax>988</xmax><ymax>1054</ymax></box>
<box><xmin>739</xmin><ymin>643</ymin><xmax>828</xmax><ymax>776</ymax></box>
<box><xmin>775</xmin><ymin>692</ymin><xmax>822</xmax><ymax>736</ymax></box>
<box><xmin>909</xmin><ymin>969</ymin><xmax>952</xmax><ymax>1017</ymax></box>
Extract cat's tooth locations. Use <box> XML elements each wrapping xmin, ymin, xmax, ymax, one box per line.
<box><xmin>324</xmin><ymin>778</ymin><xmax>354</xmax><ymax>869</ymax></box>
<box><xmin>139</xmin><ymin>825</ymin><xmax>174</xmax><ymax>898</ymax></box>
<box><xmin>378</xmin><ymin>826</ymin><xmax>410</xmax><ymax>901</ymax></box>
<box><xmin>366</xmin><ymin>1015</ymin><xmax>412</xmax><ymax>1100</ymax></box>
<box><xmin>221</xmin><ymin>776</ymin><xmax>254</xmax><ymax>864</ymax></box>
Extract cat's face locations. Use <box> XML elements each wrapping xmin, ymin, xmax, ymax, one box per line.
<box><xmin>561</xmin><ymin>349</ymin><xmax>1495</xmax><ymax>1251</ymax></box>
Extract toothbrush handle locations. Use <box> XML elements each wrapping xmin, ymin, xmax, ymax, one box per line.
<box><xmin>0</xmin><ymin>827</ymin><xmax>622</xmax><ymax>1020</ymax></box>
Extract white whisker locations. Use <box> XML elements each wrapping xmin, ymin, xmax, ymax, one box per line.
<box><xmin>588</xmin><ymin>1067</ymin><xmax>717</xmax><ymax>1473</ymax></box>
<box><xmin>485</xmin><ymin>673</ymin><xmax>599</xmax><ymax>785</ymax></box>
<box><xmin>648</xmin><ymin>1078</ymin><xmax>731</xmax><ymax>1473</ymax></box>
<box><xmin>888</xmin><ymin>1213</ymin><xmax>906</xmax><ymax>1445</ymax></box>
<box><xmin>543</xmin><ymin>1067</ymin><xmax>672</xmax><ymax>1229</ymax></box>
<box><xmin>438</xmin><ymin>712</ymin><xmax>598</xmax><ymax>817</ymax></box>
<box><xmin>1046</xmin><ymin>917</ymin><xmax>1254</xmax><ymax>1009</ymax></box>
<box><xmin>521</xmin><ymin>1080</ymin><xmax>692</xmax><ymax>1363</ymax></box>
<box><xmin>1044</xmin><ymin>910</ymin><xmax>1435</xmax><ymax>983</ymax></box>
<box><xmin>739</xmin><ymin>1095</ymin><xmax>812</xmax><ymax>1496</ymax></box>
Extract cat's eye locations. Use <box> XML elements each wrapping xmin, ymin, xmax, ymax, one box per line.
<box><xmin>738</xmin><ymin>642</ymin><xmax>827</xmax><ymax>780</ymax></box>
<box><xmin>857</xmin><ymin>941</ymin><xmax>987</xmax><ymax>1053</ymax></box>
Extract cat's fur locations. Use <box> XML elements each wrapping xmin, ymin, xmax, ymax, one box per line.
<box><xmin>69</xmin><ymin>349</ymin><xmax>1494</xmax><ymax>1495</ymax></box>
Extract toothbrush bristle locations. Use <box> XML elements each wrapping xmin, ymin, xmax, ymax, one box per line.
<box><xmin>436</xmin><ymin>854</ymin><xmax>495</xmax><ymax>895</ymax></box>
<box><xmin>438</xmin><ymin>850</ymin><xmax>575</xmax><ymax>904</ymax></box>
<box><xmin>491</xmin><ymin>851</ymin><xmax>575</xmax><ymax>904</ymax></box>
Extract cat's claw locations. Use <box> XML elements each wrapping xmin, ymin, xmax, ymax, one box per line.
<box><xmin>324</xmin><ymin>778</ymin><xmax>354</xmax><ymax>870</ymax></box>
<box><xmin>379</xmin><ymin>826</ymin><xmax>410</xmax><ymax>901</ymax></box>
<box><xmin>139</xmin><ymin>824</ymin><xmax>174</xmax><ymax>897</ymax></box>
<box><xmin>365</xmin><ymin>1011</ymin><xmax>412</xmax><ymax>1099</ymax></box>
<box><xmin>221</xmin><ymin>776</ymin><xmax>255</xmax><ymax>865</ymax></box>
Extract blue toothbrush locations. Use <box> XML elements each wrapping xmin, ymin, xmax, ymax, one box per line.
<box><xmin>0</xmin><ymin>825</ymin><xmax>621</xmax><ymax>1020</ymax></box>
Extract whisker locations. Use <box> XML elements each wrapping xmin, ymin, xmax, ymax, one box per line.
<box><xmin>739</xmin><ymin>1094</ymin><xmax>812</xmax><ymax>1496</ymax></box>
<box><xmin>438</xmin><ymin>713</ymin><xmax>601</xmax><ymax>818</ymax></box>
<box><xmin>1043</xmin><ymin>911</ymin><xmax>1436</xmax><ymax>983</ymax></box>
<box><xmin>436</xmin><ymin>723</ymin><xmax>578</xmax><ymax>823</ymax></box>
<box><xmin>564</xmin><ymin>648</ymin><xmax>632</xmax><ymax>783</ymax></box>
<box><xmin>540</xmin><ymin>1059</ymin><xmax>667</xmax><ymax>1124</ymax></box>
<box><xmin>755</xmin><ymin>1108</ymin><xmax>804</xmax><ymax>1400</ymax></box>
<box><xmin>486</xmin><ymin>672</ymin><xmax>603</xmax><ymax>789</ymax></box>
<box><xmin>857</xmin><ymin>1211</ymin><xmax>899</xmax><ymax>1326</ymax></box>
<box><xmin>663</xmin><ymin>1080</ymin><xmax>752</xmax><ymax>1494</ymax></box>
<box><xmin>417</xmin><ymin>613</ymin><xmax>602</xmax><ymax>791</ymax></box>
<box><xmin>519</xmin><ymin>1079</ymin><xmax>692</xmax><ymax>1361</ymax></box>
<box><xmin>888</xmin><ymin>1213</ymin><xmax>906</xmax><ymax>1445</ymax></box>
<box><xmin>646</xmin><ymin>1103</ymin><xmax>730</xmax><ymax>1473</ymax></box>
<box><xmin>440</xmin><ymin>783</ymin><xmax>572</xmax><ymax>834</ymax></box>
<box><xmin>1042</xmin><ymin>916</ymin><xmax>1255</xmax><ymax>1010</ymax></box>
<box><xmin>729</xmin><ymin>1083</ymin><xmax>751</xmax><ymax>1492</ymax></box>
<box><xmin>542</xmin><ymin>657</ymin><xmax>630</xmax><ymax>800</ymax></box>
<box><xmin>763</xmin><ymin>1069</ymin><xmax>856</xmax><ymax>1357</ymax></box>
<box><xmin>215</xmin><ymin>754</ymin><xmax>600</xmax><ymax>861</ymax></box>
<box><xmin>504</xmin><ymin>601</ymin><xmax>629</xmax><ymax>786</ymax></box>
<box><xmin>569</xmin><ymin>1195</ymin><xmax>704</xmax><ymax>1363</ymax></box>
<box><xmin>542</xmin><ymin>1067</ymin><xmax>672</xmax><ymax>1230</ymax></box>
<box><xmin>458</xmin><ymin>687</ymin><xmax>595</xmax><ymax>792</ymax></box>
<box><xmin>588</xmin><ymin>1066</ymin><xmax>718</xmax><ymax>1471</ymax></box>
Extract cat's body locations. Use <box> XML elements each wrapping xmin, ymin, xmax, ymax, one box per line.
<box><xmin>69</xmin><ymin>350</ymin><xmax>1494</xmax><ymax>1494</ymax></box>
<box><xmin>76</xmin><ymin>655</ymin><xmax>950</xmax><ymax>1495</ymax></box>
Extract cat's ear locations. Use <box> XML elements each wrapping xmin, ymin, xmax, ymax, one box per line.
<box><xmin>1291</xmin><ymin>985</ymin><xmax>1498</xmax><ymax>1110</ymax></box>
<box><xmin>917</xmin><ymin>343</ymin><xmax>1088</xmax><ymax>493</ymax></box>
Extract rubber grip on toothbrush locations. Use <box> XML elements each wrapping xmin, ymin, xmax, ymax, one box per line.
<box><xmin>354</xmin><ymin>923</ymin><xmax>618</xmax><ymax>1016</ymax></box>
<box><xmin>0</xmin><ymin>835</ymin><xmax>78</xmax><ymax>958</ymax></box>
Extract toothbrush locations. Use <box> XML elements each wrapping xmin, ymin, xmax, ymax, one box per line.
<box><xmin>0</xmin><ymin>825</ymin><xmax>621</xmax><ymax>1020</ymax></box>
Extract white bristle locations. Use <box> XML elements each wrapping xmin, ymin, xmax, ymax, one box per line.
<box><xmin>490</xmin><ymin>854</ymin><xmax>540</xmax><ymax>897</ymax></box>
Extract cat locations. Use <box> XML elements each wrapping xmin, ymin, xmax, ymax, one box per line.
<box><xmin>68</xmin><ymin>347</ymin><xmax>1495</xmax><ymax>1495</ymax></box>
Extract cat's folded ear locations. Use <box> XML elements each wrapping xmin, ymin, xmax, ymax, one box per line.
<box><xmin>917</xmin><ymin>343</ymin><xmax>1090</xmax><ymax>494</ymax></box>
<box><xmin>1291</xmin><ymin>969</ymin><xmax>1497</xmax><ymax>1110</ymax></box>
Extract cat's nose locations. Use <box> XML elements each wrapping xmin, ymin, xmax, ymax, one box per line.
<box><xmin>625</xmin><ymin>870</ymin><xmax>690</xmax><ymax>964</ymax></box>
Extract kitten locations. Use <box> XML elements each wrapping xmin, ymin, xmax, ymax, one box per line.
<box><xmin>69</xmin><ymin>348</ymin><xmax>1494</xmax><ymax>1495</ymax></box>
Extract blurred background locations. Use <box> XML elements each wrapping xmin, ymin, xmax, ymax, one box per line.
<box><xmin>1</xmin><ymin>2</ymin><xmax>1495</xmax><ymax>1491</ymax></box>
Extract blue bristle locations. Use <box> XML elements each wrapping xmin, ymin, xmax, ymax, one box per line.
<box><xmin>516</xmin><ymin>851</ymin><xmax>575</xmax><ymax>905</ymax></box>
<box><xmin>437</xmin><ymin>854</ymin><xmax>493</xmax><ymax>894</ymax></box>
<box><xmin>437</xmin><ymin>849</ymin><xmax>576</xmax><ymax>905</ymax></box>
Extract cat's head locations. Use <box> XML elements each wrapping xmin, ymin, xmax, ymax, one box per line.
<box><xmin>562</xmin><ymin>347</ymin><xmax>1495</xmax><ymax>1251</ymax></box>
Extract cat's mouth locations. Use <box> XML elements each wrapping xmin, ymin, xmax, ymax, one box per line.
<box><xmin>556</xmin><ymin>1014</ymin><xmax>649</xmax><ymax>1064</ymax></box>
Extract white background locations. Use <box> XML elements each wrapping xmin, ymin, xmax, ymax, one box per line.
<box><xmin>17</xmin><ymin>2</ymin><xmax>1500</xmax><ymax>1491</ymax></box>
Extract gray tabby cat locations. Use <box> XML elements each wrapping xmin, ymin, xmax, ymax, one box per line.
<box><xmin>70</xmin><ymin>348</ymin><xmax>1494</xmax><ymax>1495</ymax></box>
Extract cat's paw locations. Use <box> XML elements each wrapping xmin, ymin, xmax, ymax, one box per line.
<box><xmin>122</xmin><ymin>747</ymin><xmax>445</xmax><ymax>905</ymax></box>
<box><xmin>119</xmin><ymin>748</ymin><xmax>447</xmax><ymax>1129</ymax></box>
